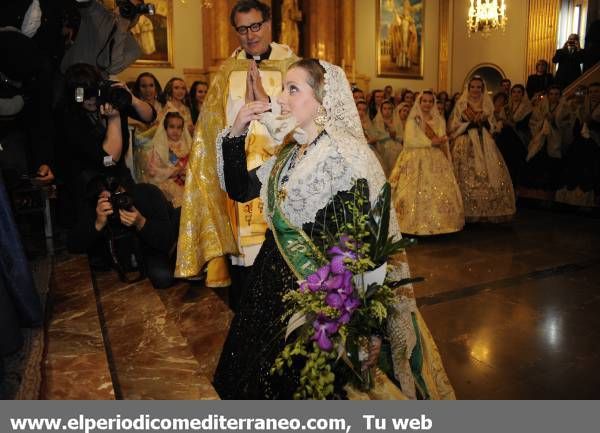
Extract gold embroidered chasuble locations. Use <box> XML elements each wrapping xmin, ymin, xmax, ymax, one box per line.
<box><xmin>175</xmin><ymin>43</ymin><xmax>298</xmax><ymax>284</ymax></box>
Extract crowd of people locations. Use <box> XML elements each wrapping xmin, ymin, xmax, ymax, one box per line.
<box><xmin>1</xmin><ymin>0</ymin><xmax>598</xmax><ymax>399</ymax></box>
<box><xmin>352</xmin><ymin>42</ymin><xmax>599</xmax><ymax>236</ymax></box>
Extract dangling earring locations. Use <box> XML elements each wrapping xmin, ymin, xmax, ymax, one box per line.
<box><xmin>313</xmin><ymin>105</ymin><xmax>327</xmax><ymax>131</ymax></box>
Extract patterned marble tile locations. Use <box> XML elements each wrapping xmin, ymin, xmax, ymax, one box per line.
<box><xmin>95</xmin><ymin>272</ymin><xmax>219</xmax><ymax>400</ymax></box>
<box><xmin>43</xmin><ymin>256</ymin><xmax>115</xmax><ymax>400</ymax></box>
<box><xmin>157</xmin><ymin>283</ymin><xmax>233</xmax><ymax>379</ymax></box>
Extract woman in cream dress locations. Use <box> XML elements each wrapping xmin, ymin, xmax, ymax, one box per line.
<box><xmin>449</xmin><ymin>76</ymin><xmax>516</xmax><ymax>222</ymax></box>
<box><xmin>390</xmin><ymin>91</ymin><xmax>464</xmax><ymax>235</ymax></box>
<box><xmin>374</xmin><ymin>100</ymin><xmax>406</xmax><ymax>176</ymax></box>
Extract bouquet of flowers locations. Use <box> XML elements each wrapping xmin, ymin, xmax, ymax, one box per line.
<box><xmin>271</xmin><ymin>180</ymin><xmax>418</xmax><ymax>399</ymax></box>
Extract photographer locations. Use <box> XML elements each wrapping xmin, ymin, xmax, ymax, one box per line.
<box><xmin>62</xmin><ymin>62</ymin><xmax>155</xmax><ymax>198</ymax></box>
<box><xmin>63</xmin><ymin>63</ymin><xmax>180</xmax><ymax>289</ymax></box>
<box><xmin>68</xmin><ymin>179</ymin><xmax>180</xmax><ymax>289</ymax></box>
<box><xmin>553</xmin><ymin>34</ymin><xmax>586</xmax><ymax>90</ymax></box>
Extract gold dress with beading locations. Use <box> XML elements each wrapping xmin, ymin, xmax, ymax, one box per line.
<box><xmin>390</xmin><ymin>107</ymin><xmax>464</xmax><ymax>235</ymax></box>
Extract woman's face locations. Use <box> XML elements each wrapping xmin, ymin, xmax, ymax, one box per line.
<box><xmin>356</xmin><ymin>103</ymin><xmax>368</xmax><ymax>121</ymax></box>
<box><xmin>468</xmin><ymin>80</ymin><xmax>483</xmax><ymax>99</ymax></box>
<box><xmin>278</xmin><ymin>67</ymin><xmax>322</xmax><ymax>130</ymax></box>
<box><xmin>139</xmin><ymin>76</ymin><xmax>157</xmax><ymax>101</ymax></box>
<box><xmin>170</xmin><ymin>80</ymin><xmax>187</xmax><ymax>102</ymax></box>
<box><xmin>511</xmin><ymin>87</ymin><xmax>523</xmax><ymax>102</ymax></box>
<box><xmin>195</xmin><ymin>84</ymin><xmax>208</xmax><ymax>104</ymax></box>
<box><xmin>536</xmin><ymin>62</ymin><xmax>547</xmax><ymax>74</ymax></box>
<box><xmin>166</xmin><ymin>118</ymin><xmax>184</xmax><ymax>142</ymax></box>
<box><xmin>399</xmin><ymin>105</ymin><xmax>410</xmax><ymax>119</ymax></box>
<box><xmin>381</xmin><ymin>103</ymin><xmax>393</xmax><ymax>118</ymax></box>
<box><xmin>404</xmin><ymin>92</ymin><xmax>414</xmax><ymax>106</ymax></box>
<box><xmin>436</xmin><ymin>101</ymin><xmax>445</xmax><ymax>115</ymax></box>
<box><xmin>420</xmin><ymin>93</ymin><xmax>434</xmax><ymax>113</ymax></box>
<box><xmin>353</xmin><ymin>90</ymin><xmax>365</xmax><ymax>102</ymax></box>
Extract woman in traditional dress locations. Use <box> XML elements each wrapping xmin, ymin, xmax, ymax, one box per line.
<box><xmin>556</xmin><ymin>82</ymin><xmax>600</xmax><ymax>206</ymax></box>
<box><xmin>521</xmin><ymin>85</ymin><xmax>571</xmax><ymax>191</ymax></box>
<box><xmin>162</xmin><ymin>77</ymin><xmax>194</xmax><ymax>136</ymax></box>
<box><xmin>495</xmin><ymin>84</ymin><xmax>532</xmax><ymax>185</ymax></box>
<box><xmin>130</xmin><ymin>73</ymin><xmax>164</xmax><ymax>182</ymax></box>
<box><xmin>187</xmin><ymin>80</ymin><xmax>208</xmax><ymax>125</ymax></box>
<box><xmin>212</xmin><ymin>59</ymin><xmax>454</xmax><ymax>400</ymax></box>
<box><xmin>449</xmin><ymin>76</ymin><xmax>516</xmax><ymax>222</ymax></box>
<box><xmin>146</xmin><ymin>112</ymin><xmax>192</xmax><ymax>208</ymax></box>
<box><xmin>374</xmin><ymin>100</ymin><xmax>404</xmax><ymax>176</ymax></box>
<box><xmin>356</xmin><ymin>99</ymin><xmax>388</xmax><ymax>171</ymax></box>
<box><xmin>389</xmin><ymin>91</ymin><xmax>464</xmax><ymax>235</ymax></box>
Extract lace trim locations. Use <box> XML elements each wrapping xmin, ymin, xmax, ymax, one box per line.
<box><xmin>215</xmin><ymin>127</ymin><xmax>231</xmax><ymax>191</ymax></box>
<box><xmin>257</xmin><ymin>155</ymin><xmax>277</xmax><ymax>218</ymax></box>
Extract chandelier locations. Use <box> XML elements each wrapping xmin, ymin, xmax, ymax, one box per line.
<box><xmin>467</xmin><ymin>0</ymin><xmax>507</xmax><ymax>37</ymax></box>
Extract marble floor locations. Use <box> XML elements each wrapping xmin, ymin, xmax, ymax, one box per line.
<box><xmin>41</xmin><ymin>207</ymin><xmax>600</xmax><ymax>399</ymax></box>
<box><xmin>411</xmin><ymin>208</ymin><xmax>600</xmax><ymax>399</ymax></box>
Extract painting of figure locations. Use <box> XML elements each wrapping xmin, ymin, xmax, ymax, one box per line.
<box><xmin>101</xmin><ymin>0</ymin><xmax>173</xmax><ymax>67</ymax></box>
<box><xmin>377</xmin><ymin>0</ymin><xmax>424</xmax><ymax>78</ymax></box>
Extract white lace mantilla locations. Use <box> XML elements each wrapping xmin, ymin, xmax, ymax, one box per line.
<box><xmin>215</xmin><ymin>127</ymin><xmax>231</xmax><ymax>191</ymax></box>
<box><xmin>257</xmin><ymin>133</ymin><xmax>391</xmax><ymax>229</ymax></box>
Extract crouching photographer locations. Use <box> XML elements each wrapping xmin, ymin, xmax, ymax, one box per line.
<box><xmin>63</xmin><ymin>63</ymin><xmax>178</xmax><ymax>289</ymax></box>
<box><xmin>68</xmin><ymin>177</ymin><xmax>180</xmax><ymax>289</ymax></box>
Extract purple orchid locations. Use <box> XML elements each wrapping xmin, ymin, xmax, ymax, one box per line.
<box><xmin>338</xmin><ymin>296</ymin><xmax>361</xmax><ymax>324</ymax></box>
<box><xmin>323</xmin><ymin>273</ymin><xmax>344</xmax><ymax>291</ymax></box>
<box><xmin>324</xmin><ymin>270</ymin><xmax>354</xmax><ymax>309</ymax></box>
<box><xmin>312</xmin><ymin>315</ymin><xmax>340</xmax><ymax>351</ymax></box>
<box><xmin>328</xmin><ymin>245</ymin><xmax>358</xmax><ymax>274</ymax></box>
<box><xmin>306</xmin><ymin>265</ymin><xmax>331</xmax><ymax>292</ymax></box>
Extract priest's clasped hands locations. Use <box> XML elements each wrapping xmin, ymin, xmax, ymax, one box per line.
<box><xmin>245</xmin><ymin>60</ymin><xmax>270</xmax><ymax>104</ymax></box>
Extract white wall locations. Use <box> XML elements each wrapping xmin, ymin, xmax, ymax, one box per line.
<box><xmin>117</xmin><ymin>0</ymin><xmax>204</xmax><ymax>86</ymax></box>
<box><xmin>354</xmin><ymin>0</ymin><xmax>440</xmax><ymax>92</ymax></box>
<box><xmin>449</xmin><ymin>0</ymin><xmax>530</xmax><ymax>93</ymax></box>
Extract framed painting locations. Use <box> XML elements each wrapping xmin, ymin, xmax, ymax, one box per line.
<box><xmin>100</xmin><ymin>0</ymin><xmax>174</xmax><ymax>67</ymax></box>
<box><xmin>376</xmin><ymin>0</ymin><xmax>424</xmax><ymax>79</ymax></box>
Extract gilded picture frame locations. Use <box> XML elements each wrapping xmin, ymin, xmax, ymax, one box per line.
<box><xmin>376</xmin><ymin>0</ymin><xmax>424</xmax><ymax>79</ymax></box>
<box><xmin>101</xmin><ymin>0</ymin><xmax>174</xmax><ymax>68</ymax></box>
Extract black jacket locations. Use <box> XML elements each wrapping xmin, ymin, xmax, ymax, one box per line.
<box><xmin>553</xmin><ymin>47</ymin><xmax>585</xmax><ymax>88</ymax></box>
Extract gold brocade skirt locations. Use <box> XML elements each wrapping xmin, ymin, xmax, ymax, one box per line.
<box><xmin>390</xmin><ymin>147</ymin><xmax>465</xmax><ymax>235</ymax></box>
<box><xmin>451</xmin><ymin>135</ymin><xmax>516</xmax><ymax>222</ymax></box>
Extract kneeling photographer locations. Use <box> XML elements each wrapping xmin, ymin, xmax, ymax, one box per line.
<box><xmin>68</xmin><ymin>177</ymin><xmax>180</xmax><ymax>289</ymax></box>
<box><xmin>63</xmin><ymin>63</ymin><xmax>178</xmax><ymax>289</ymax></box>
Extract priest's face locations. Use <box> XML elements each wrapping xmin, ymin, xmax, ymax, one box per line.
<box><xmin>278</xmin><ymin>67</ymin><xmax>322</xmax><ymax>130</ymax></box>
<box><xmin>234</xmin><ymin>9</ymin><xmax>272</xmax><ymax>57</ymax></box>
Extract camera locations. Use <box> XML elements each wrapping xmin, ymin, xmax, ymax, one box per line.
<box><xmin>110</xmin><ymin>190</ymin><xmax>134</xmax><ymax>213</ymax></box>
<box><xmin>116</xmin><ymin>0</ymin><xmax>155</xmax><ymax>20</ymax></box>
<box><xmin>75</xmin><ymin>80</ymin><xmax>132</xmax><ymax>112</ymax></box>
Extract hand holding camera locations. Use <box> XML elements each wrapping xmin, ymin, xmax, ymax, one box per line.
<box><xmin>95</xmin><ymin>191</ymin><xmax>113</xmax><ymax>231</ymax></box>
<box><xmin>94</xmin><ymin>189</ymin><xmax>145</xmax><ymax>231</ymax></box>
<box><xmin>119</xmin><ymin>206</ymin><xmax>146</xmax><ymax>231</ymax></box>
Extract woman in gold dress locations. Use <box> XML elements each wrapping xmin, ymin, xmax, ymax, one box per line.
<box><xmin>390</xmin><ymin>91</ymin><xmax>464</xmax><ymax>235</ymax></box>
<box><xmin>449</xmin><ymin>76</ymin><xmax>516</xmax><ymax>222</ymax></box>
